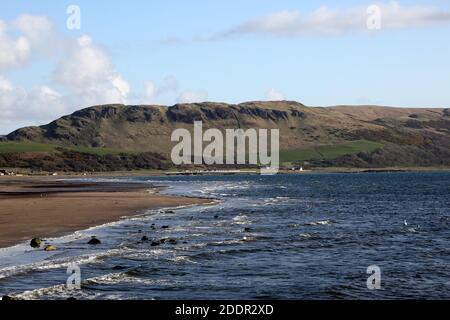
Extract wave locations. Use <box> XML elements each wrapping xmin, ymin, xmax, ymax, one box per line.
<box><xmin>305</xmin><ymin>219</ymin><xmax>336</xmax><ymax>226</ymax></box>
<box><xmin>0</xmin><ymin>248</ymin><xmax>129</xmax><ymax>281</ymax></box>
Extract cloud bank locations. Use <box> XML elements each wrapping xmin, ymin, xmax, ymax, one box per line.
<box><xmin>177</xmin><ymin>91</ymin><xmax>209</xmax><ymax>104</ymax></box>
<box><xmin>0</xmin><ymin>14</ymin><xmax>201</xmax><ymax>134</ymax></box>
<box><xmin>217</xmin><ymin>1</ymin><xmax>450</xmax><ymax>38</ymax></box>
<box><xmin>266</xmin><ymin>89</ymin><xmax>286</xmax><ymax>101</ymax></box>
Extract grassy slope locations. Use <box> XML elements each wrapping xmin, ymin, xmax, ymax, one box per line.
<box><xmin>280</xmin><ymin>140</ymin><xmax>384</xmax><ymax>163</ymax></box>
<box><xmin>0</xmin><ymin>142</ymin><xmax>138</xmax><ymax>155</ymax></box>
<box><xmin>1</xmin><ymin>140</ymin><xmax>385</xmax><ymax>167</ymax></box>
<box><xmin>0</xmin><ymin>142</ymin><xmax>58</xmax><ymax>153</ymax></box>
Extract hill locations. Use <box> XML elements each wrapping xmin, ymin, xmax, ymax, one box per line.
<box><xmin>2</xmin><ymin>101</ymin><xmax>450</xmax><ymax>172</ymax></box>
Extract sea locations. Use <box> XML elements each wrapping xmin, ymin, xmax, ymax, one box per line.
<box><xmin>0</xmin><ymin>172</ymin><xmax>449</xmax><ymax>299</ymax></box>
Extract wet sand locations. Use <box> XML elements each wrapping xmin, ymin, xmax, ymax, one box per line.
<box><xmin>0</xmin><ymin>177</ymin><xmax>210</xmax><ymax>248</ymax></box>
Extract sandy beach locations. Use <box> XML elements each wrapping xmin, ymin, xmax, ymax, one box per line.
<box><xmin>0</xmin><ymin>177</ymin><xmax>210</xmax><ymax>248</ymax></box>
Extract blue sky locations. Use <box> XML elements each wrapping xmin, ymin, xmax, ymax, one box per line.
<box><xmin>1</xmin><ymin>0</ymin><xmax>450</xmax><ymax>133</ymax></box>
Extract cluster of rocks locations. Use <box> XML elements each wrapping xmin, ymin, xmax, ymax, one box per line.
<box><xmin>28</xmin><ymin>218</ymin><xmax>183</xmax><ymax>253</ymax></box>
<box><xmin>140</xmin><ymin>221</ymin><xmax>190</xmax><ymax>246</ymax></box>
<box><xmin>140</xmin><ymin>235</ymin><xmax>185</xmax><ymax>247</ymax></box>
<box><xmin>29</xmin><ymin>235</ymin><xmax>102</xmax><ymax>251</ymax></box>
<box><xmin>29</xmin><ymin>238</ymin><xmax>57</xmax><ymax>251</ymax></box>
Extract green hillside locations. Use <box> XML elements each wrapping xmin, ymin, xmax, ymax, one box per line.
<box><xmin>280</xmin><ymin>140</ymin><xmax>384</xmax><ymax>163</ymax></box>
<box><xmin>0</xmin><ymin>142</ymin><xmax>137</xmax><ymax>156</ymax></box>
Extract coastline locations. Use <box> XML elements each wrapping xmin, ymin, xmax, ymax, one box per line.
<box><xmin>0</xmin><ymin>177</ymin><xmax>212</xmax><ymax>248</ymax></box>
<box><xmin>3</xmin><ymin>166</ymin><xmax>450</xmax><ymax>178</ymax></box>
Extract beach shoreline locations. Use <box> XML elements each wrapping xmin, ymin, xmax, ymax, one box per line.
<box><xmin>0</xmin><ymin>177</ymin><xmax>212</xmax><ymax>248</ymax></box>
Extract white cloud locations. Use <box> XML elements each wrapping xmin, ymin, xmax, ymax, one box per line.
<box><xmin>143</xmin><ymin>81</ymin><xmax>158</xmax><ymax>103</ymax></box>
<box><xmin>13</xmin><ymin>14</ymin><xmax>54</xmax><ymax>46</ymax></box>
<box><xmin>219</xmin><ymin>1</ymin><xmax>450</xmax><ymax>38</ymax></box>
<box><xmin>0</xmin><ymin>75</ymin><xmax>66</xmax><ymax>133</ymax></box>
<box><xmin>266</xmin><ymin>89</ymin><xmax>286</xmax><ymax>101</ymax></box>
<box><xmin>0</xmin><ymin>20</ymin><xmax>30</xmax><ymax>69</ymax></box>
<box><xmin>143</xmin><ymin>76</ymin><xmax>179</xmax><ymax>104</ymax></box>
<box><xmin>177</xmin><ymin>91</ymin><xmax>208</xmax><ymax>104</ymax></box>
<box><xmin>0</xmin><ymin>75</ymin><xmax>14</xmax><ymax>91</ymax></box>
<box><xmin>0</xmin><ymin>15</ymin><xmax>132</xmax><ymax>133</ymax></box>
<box><xmin>0</xmin><ymin>13</ymin><xmax>196</xmax><ymax>133</ymax></box>
<box><xmin>54</xmin><ymin>35</ymin><xmax>130</xmax><ymax>107</ymax></box>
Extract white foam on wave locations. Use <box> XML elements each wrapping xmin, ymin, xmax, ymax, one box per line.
<box><xmin>232</xmin><ymin>214</ymin><xmax>251</xmax><ymax>225</ymax></box>
<box><xmin>299</xmin><ymin>233</ymin><xmax>321</xmax><ymax>240</ymax></box>
<box><xmin>306</xmin><ymin>219</ymin><xmax>335</xmax><ymax>226</ymax></box>
<box><xmin>11</xmin><ymin>270</ymin><xmax>170</xmax><ymax>300</ymax></box>
<box><xmin>0</xmin><ymin>247</ymin><xmax>131</xmax><ymax>281</ymax></box>
<box><xmin>169</xmin><ymin>255</ymin><xmax>198</xmax><ymax>264</ymax></box>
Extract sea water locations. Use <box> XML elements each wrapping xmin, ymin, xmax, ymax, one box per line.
<box><xmin>0</xmin><ymin>172</ymin><xmax>449</xmax><ymax>299</ymax></box>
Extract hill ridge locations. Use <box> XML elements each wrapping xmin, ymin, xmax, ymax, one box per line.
<box><xmin>2</xmin><ymin>101</ymin><xmax>450</xmax><ymax>170</ymax></box>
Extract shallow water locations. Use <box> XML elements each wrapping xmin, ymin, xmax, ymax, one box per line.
<box><xmin>0</xmin><ymin>172</ymin><xmax>449</xmax><ymax>299</ymax></box>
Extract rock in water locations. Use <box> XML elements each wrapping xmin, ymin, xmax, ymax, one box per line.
<box><xmin>168</xmin><ymin>239</ymin><xmax>178</xmax><ymax>245</ymax></box>
<box><xmin>112</xmin><ymin>265</ymin><xmax>126</xmax><ymax>270</ymax></box>
<box><xmin>44</xmin><ymin>245</ymin><xmax>57</xmax><ymax>251</ymax></box>
<box><xmin>30</xmin><ymin>238</ymin><xmax>42</xmax><ymax>248</ymax></box>
<box><xmin>87</xmin><ymin>237</ymin><xmax>101</xmax><ymax>245</ymax></box>
<box><xmin>141</xmin><ymin>236</ymin><xmax>149</xmax><ymax>241</ymax></box>
<box><xmin>2</xmin><ymin>295</ymin><xmax>13</xmax><ymax>301</ymax></box>
<box><xmin>150</xmin><ymin>241</ymin><xmax>160</xmax><ymax>247</ymax></box>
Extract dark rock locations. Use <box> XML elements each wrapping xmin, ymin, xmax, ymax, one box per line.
<box><xmin>151</xmin><ymin>241</ymin><xmax>160</xmax><ymax>247</ymax></box>
<box><xmin>30</xmin><ymin>238</ymin><xmax>42</xmax><ymax>248</ymax></box>
<box><xmin>2</xmin><ymin>295</ymin><xmax>13</xmax><ymax>301</ymax></box>
<box><xmin>87</xmin><ymin>237</ymin><xmax>101</xmax><ymax>245</ymax></box>
<box><xmin>214</xmin><ymin>215</ymin><xmax>219</xmax><ymax>219</ymax></box>
<box><xmin>168</xmin><ymin>239</ymin><xmax>178</xmax><ymax>245</ymax></box>
<box><xmin>159</xmin><ymin>238</ymin><xmax>167</xmax><ymax>244</ymax></box>
<box><xmin>161</xmin><ymin>225</ymin><xmax>169</xmax><ymax>229</ymax></box>
<box><xmin>165</xmin><ymin>210</ymin><xmax>175</xmax><ymax>214</ymax></box>
<box><xmin>112</xmin><ymin>265</ymin><xmax>126</xmax><ymax>270</ymax></box>
<box><xmin>244</xmin><ymin>228</ymin><xmax>252</xmax><ymax>232</ymax></box>
<box><xmin>182</xmin><ymin>241</ymin><xmax>188</xmax><ymax>244</ymax></box>
<box><xmin>141</xmin><ymin>236</ymin><xmax>149</xmax><ymax>241</ymax></box>
<box><xmin>405</xmin><ymin>119</ymin><xmax>424</xmax><ymax>129</ymax></box>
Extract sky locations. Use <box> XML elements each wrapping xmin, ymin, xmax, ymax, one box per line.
<box><xmin>1</xmin><ymin>0</ymin><xmax>450</xmax><ymax>134</ymax></box>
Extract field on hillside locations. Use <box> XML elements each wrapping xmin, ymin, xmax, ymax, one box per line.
<box><xmin>1</xmin><ymin>140</ymin><xmax>384</xmax><ymax>164</ymax></box>
<box><xmin>280</xmin><ymin>140</ymin><xmax>384</xmax><ymax>163</ymax></box>
<box><xmin>0</xmin><ymin>142</ymin><xmax>137</xmax><ymax>155</ymax></box>
<box><xmin>0</xmin><ymin>142</ymin><xmax>58</xmax><ymax>153</ymax></box>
